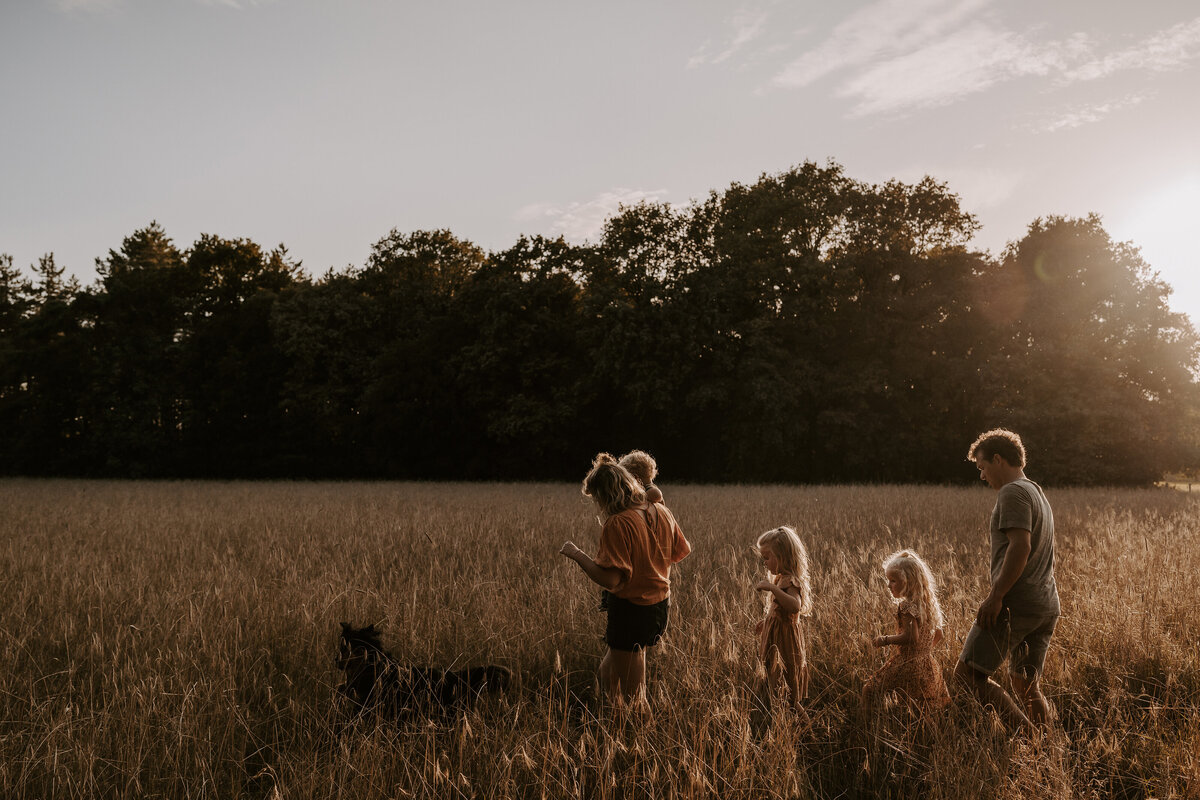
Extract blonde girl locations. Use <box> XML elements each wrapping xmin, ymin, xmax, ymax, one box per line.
<box><xmin>861</xmin><ymin>549</ymin><xmax>950</xmax><ymax>709</ymax></box>
<box><xmin>755</xmin><ymin>526</ymin><xmax>813</xmax><ymax>714</ymax></box>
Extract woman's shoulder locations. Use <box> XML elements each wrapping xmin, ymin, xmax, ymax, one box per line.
<box><xmin>610</xmin><ymin>505</ymin><xmax>643</xmax><ymax>518</ymax></box>
<box><xmin>654</xmin><ymin>502</ymin><xmax>681</xmax><ymax>529</ymax></box>
<box><xmin>603</xmin><ymin>507</ymin><xmax>643</xmax><ymax>531</ymax></box>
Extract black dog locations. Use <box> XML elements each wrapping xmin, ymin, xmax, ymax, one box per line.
<box><xmin>336</xmin><ymin>622</ymin><xmax>512</xmax><ymax>718</ymax></box>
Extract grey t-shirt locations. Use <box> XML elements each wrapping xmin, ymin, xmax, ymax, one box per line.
<box><xmin>990</xmin><ymin>477</ymin><xmax>1060</xmax><ymax>616</ymax></box>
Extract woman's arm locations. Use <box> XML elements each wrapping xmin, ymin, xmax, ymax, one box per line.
<box><xmin>560</xmin><ymin>542</ymin><xmax>624</xmax><ymax>592</ymax></box>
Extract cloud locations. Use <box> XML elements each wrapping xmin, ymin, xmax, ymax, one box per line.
<box><xmin>515</xmin><ymin>188</ymin><xmax>671</xmax><ymax>243</ymax></box>
<box><xmin>770</xmin><ymin>5</ymin><xmax>1196</xmax><ymax>120</ymax></box>
<box><xmin>936</xmin><ymin>166</ymin><xmax>1023</xmax><ymax>211</ymax></box>
<box><xmin>1035</xmin><ymin>93</ymin><xmax>1148</xmax><ymax>133</ymax></box>
<box><xmin>888</xmin><ymin>162</ymin><xmax>1023</xmax><ymax>216</ymax></box>
<box><xmin>771</xmin><ymin>0</ymin><xmax>991</xmax><ymax>88</ymax></box>
<box><xmin>1063</xmin><ymin>16</ymin><xmax>1200</xmax><ymax>82</ymax></box>
<box><xmin>838</xmin><ymin>22</ymin><xmax>1083</xmax><ymax>116</ymax></box>
<box><xmin>688</xmin><ymin>8</ymin><xmax>769</xmax><ymax>68</ymax></box>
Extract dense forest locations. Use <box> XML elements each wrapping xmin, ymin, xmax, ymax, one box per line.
<box><xmin>2</xmin><ymin>161</ymin><xmax>1198</xmax><ymax>484</ymax></box>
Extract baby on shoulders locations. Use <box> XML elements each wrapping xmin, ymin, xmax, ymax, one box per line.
<box><xmin>618</xmin><ymin>450</ymin><xmax>663</xmax><ymax>504</ymax></box>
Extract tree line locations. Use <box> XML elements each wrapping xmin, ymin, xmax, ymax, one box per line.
<box><xmin>2</xmin><ymin>161</ymin><xmax>1198</xmax><ymax>484</ymax></box>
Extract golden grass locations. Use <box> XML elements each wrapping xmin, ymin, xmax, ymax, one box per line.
<box><xmin>1</xmin><ymin>479</ymin><xmax>1198</xmax><ymax>799</ymax></box>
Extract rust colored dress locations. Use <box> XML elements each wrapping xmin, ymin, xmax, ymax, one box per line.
<box><xmin>863</xmin><ymin>600</ymin><xmax>949</xmax><ymax>707</ymax></box>
<box><xmin>758</xmin><ymin>574</ymin><xmax>809</xmax><ymax>707</ymax></box>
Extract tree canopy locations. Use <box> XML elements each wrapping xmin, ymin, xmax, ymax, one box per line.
<box><xmin>2</xmin><ymin>163</ymin><xmax>1197</xmax><ymax>484</ymax></box>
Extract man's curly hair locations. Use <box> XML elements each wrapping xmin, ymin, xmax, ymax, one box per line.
<box><xmin>967</xmin><ymin>428</ymin><xmax>1026</xmax><ymax>467</ymax></box>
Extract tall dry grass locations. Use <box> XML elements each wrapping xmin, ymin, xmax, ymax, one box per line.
<box><xmin>1</xmin><ymin>479</ymin><xmax>1197</xmax><ymax>799</ymax></box>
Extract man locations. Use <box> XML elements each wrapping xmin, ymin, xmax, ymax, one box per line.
<box><xmin>955</xmin><ymin>428</ymin><xmax>1060</xmax><ymax>731</ymax></box>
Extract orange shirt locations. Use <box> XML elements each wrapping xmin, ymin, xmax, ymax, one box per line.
<box><xmin>595</xmin><ymin>503</ymin><xmax>691</xmax><ymax>605</ymax></box>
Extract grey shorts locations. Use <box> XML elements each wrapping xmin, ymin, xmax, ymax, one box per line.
<box><xmin>958</xmin><ymin>610</ymin><xmax>1058</xmax><ymax>679</ymax></box>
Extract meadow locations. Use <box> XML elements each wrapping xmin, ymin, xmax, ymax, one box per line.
<box><xmin>1</xmin><ymin>479</ymin><xmax>1198</xmax><ymax>799</ymax></box>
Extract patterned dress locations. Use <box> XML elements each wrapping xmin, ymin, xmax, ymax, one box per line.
<box><xmin>758</xmin><ymin>574</ymin><xmax>809</xmax><ymax>707</ymax></box>
<box><xmin>863</xmin><ymin>600</ymin><xmax>949</xmax><ymax>706</ymax></box>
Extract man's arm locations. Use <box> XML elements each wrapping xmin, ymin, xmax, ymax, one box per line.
<box><xmin>977</xmin><ymin>528</ymin><xmax>1031</xmax><ymax>628</ymax></box>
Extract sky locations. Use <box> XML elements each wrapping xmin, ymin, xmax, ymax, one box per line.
<box><xmin>2</xmin><ymin>0</ymin><xmax>1198</xmax><ymax>325</ymax></box>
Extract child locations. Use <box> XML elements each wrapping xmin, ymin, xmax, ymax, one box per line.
<box><xmin>861</xmin><ymin>549</ymin><xmax>950</xmax><ymax>710</ymax></box>
<box><xmin>618</xmin><ymin>450</ymin><xmax>664</xmax><ymax>504</ymax></box>
<box><xmin>755</xmin><ymin>526</ymin><xmax>813</xmax><ymax>715</ymax></box>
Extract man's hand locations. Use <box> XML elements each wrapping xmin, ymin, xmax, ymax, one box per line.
<box><xmin>976</xmin><ymin>594</ymin><xmax>1004</xmax><ymax>629</ymax></box>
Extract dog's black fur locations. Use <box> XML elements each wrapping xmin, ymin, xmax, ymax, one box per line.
<box><xmin>336</xmin><ymin>622</ymin><xmax>512</xmax><ymax>719</ymax></box>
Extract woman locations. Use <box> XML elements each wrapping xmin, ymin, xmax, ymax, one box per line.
<box><xmin>560</xmin><ymin>453</ymin><xmax>691</xmax><ymax>710</ymax></box>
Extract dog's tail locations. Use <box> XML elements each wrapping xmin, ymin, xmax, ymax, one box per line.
<box><xmin>458</xmin><ymin>665</ymin><xmax>513</xmax><ymax>694</ymax></box>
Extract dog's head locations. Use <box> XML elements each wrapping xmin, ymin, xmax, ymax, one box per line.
<box><xmin>337</xmin><ymin>622</ymin><xmax>388</xmax><ymax>672</ymax></box>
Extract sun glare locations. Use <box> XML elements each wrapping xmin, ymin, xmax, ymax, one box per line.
<box><xmin>1114</xmin><ymin>174</ymin><xmax>1200</xmax><ymax>326</ymax></box>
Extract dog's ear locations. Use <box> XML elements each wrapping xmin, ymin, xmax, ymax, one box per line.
<box><xmin>341</xmin><ymin>621</ymin><xmax>351</xmax><ymax>632</ymax></box>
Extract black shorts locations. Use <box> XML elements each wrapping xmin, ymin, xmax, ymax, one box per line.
<box><xmin>603</xmin><ymin>592</ymin><xmax>670</xmax><ymax>651</ymax></box>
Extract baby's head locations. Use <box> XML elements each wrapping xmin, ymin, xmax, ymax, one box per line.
<box><xmin>618</xmin><ymin>450</ymin><xmax>658</xmax><ymax>489</ymax></box>
<box><xmin>582</xmin><ymin>452</ymin><xmax>646</xmax><ymax>518</ymax></box>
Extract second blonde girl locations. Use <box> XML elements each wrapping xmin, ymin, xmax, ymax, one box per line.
<box><xmin>861</xmin><ymin>549</ymin><xmax>950</xmax><ymax>710</ymax></box>
<box><xmin>755</xmin><ymin>526</ymin><xmax>813</xmax><ymax>714</ymax></box>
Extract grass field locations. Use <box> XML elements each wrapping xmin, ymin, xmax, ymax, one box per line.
<box><xmin>1</xmin><ymin>479</ymin><xmax>1198</xmax><ymax>799</ymax></box>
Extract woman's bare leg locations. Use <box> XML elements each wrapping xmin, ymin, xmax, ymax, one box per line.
<box><xmin>601</xmin><ymin>647</ymin><xmax>647</xmax><ymax>709</ymax></box>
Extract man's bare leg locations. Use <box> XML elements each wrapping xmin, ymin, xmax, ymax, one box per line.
<box><xmin>954</xmin><ymin>660</ymin><xmax>1033</xmax><ymax>732</ymax></box>
<box><xmin>1010</xmin><ymin>671</ymin><xmax>1053</xmax><ymax>726</ymax></box>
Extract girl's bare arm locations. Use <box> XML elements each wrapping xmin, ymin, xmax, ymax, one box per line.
<box><xmin>755</xmin><ymin>580</ymin><xmax>802</xmax><ymax>614</ymax></box>
<box><xmin>879</xmin><ymin>614</ymin><xmax>917</xmax><ymax>647</ymax></box>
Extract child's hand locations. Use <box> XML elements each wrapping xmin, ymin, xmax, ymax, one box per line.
<box><xmin>755</xmin><ymin>580</ymin><xmax>775</xmax><ymax>593</ymax></box>
<box><xmin>559</xmin><ymin>541</ymin><xmax>582</xmax><ymax>559</ymax></box>
<box><xmin>871</xmin><ymin>635</ymin><xmax>887</xmax><ymax>648</ymax></box>
<box><xmin>754</xmin><ymin>620</ymin><xmax>764</xmax><ymax>635</ymax></box>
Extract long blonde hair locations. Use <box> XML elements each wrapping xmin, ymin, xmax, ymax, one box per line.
<box><xmin>882</xmin><ymin>549</ymin><xmax>944</xmax><ymax>633</ymax></box>
<box><xmin>756</xmin><ymin>526</ymin><xmax>813</xmax><ymax>616</ymax></box>
<box><xmin>581</xmin><ymin>452</ymin><xmax>645</xmax><ymax>518</ymax></box>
